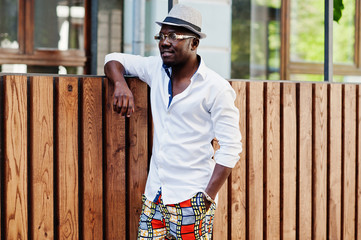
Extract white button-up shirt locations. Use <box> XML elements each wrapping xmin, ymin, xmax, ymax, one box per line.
<box><xmin>105</xmin><ymin>53</ymin><xmax>242</xmax><ymax>204</ymax></box>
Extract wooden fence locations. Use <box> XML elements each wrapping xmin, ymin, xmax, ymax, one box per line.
<box><xmin>0</xmin><ymin>74</ymin><xmax>361</xmax><ymax>240</ymax></box>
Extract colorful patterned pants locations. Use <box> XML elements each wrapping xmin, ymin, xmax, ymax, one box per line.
<box><xmin>138</xmin><ymin>190</ymin><xmax>216</xmax><ymax>239</ymax></box>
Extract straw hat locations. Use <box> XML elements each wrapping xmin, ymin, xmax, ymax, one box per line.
<box><xmin>156</xmin><ymin>4</ymin><xmax>207</xmax><ymax>39</ymax></box>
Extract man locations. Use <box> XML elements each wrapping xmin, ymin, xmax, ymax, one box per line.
<box><xmin>104</xmin><ymin>4</ymin><xmax>242</xmax><ymax>239</ymax></box>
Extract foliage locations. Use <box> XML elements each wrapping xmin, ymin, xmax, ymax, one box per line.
<box><xmin>231</xmin><ymin>0</ymin><xmax>352</xmax><ymax>80</ymax></box>
<box><xmin>334</xmin><ymin>0</ymin><xmax>344</xmax><ymax>22</ymax></box>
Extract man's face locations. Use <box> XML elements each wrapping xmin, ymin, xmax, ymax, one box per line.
<box><xmin>158</xmin><ymin>25</ymin><xmax>196</xmax><ymax>67</ymax></box>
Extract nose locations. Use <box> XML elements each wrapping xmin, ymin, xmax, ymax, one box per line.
<box><xmin>162</xmin><ymin>39</ymin><xmax>171</xmax><ymax>46</ymax></box>
<box><xmin>160</xmin><ymin>36</ymin><xmax>172</xmax><ymax>46</ymax></box>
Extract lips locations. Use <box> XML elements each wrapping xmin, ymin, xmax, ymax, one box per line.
<box><xmin>161</xmin><ymin>51</ymin><xmax>174</xmax><ymax>58</ymax></box>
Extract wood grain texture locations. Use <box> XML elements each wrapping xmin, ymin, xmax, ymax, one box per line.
<box><xmin>82</xmin><ymin>77</ymin><xmax>103</xmax><ymax>240</ymax></box>
<box><xmin>357</xmin><ymin>85</ymin><xmax>361</xmax><ymax>240</ymax></box>
<box><xmin>0</xmin><ymin>75</ymin><xmax>2</xmax><ymax>240</ymax></box>
<box><xmin>298</xmin><ymin>83</ymin><xmax>313</xmax><ymax>240</ymax></box>
<box><xmin>127</xmin><ymin>78</ymin><xmax>149</xmax><ymax>239</ymax></box>
<box><xmin>328</xmin><ymin>84</ymin><xmax>342</xmax><ymax>240</ymax></box>
<box><xmin>104</xmin><ymin>78</ymin><xmax>127</xmax><ymax>240</ymax></box>
<box><xmin>212</xmin><ymin>140</ymin><xmax>228</xmax><ymax>239</ymax></box>
<box><xmin>342</xmin><ymin>84</ymin><xmax>356</xmax><ymax>240</ymax></box>
<box><xmin>231</xmin><ymin>81</ymin><xmax>247</xmax><ymax>240</ymax></box>
<box><xmin>282</xmin><ymin>83</ymin><xmax>297</xmax><ymax>240</ymax></box>
<box><xmin>30</xmin><ymin>76</ymin><xmax>54</xmax><ymax>239</ymax></box>
<box><xmin>266</xmin><ymin>82</ymin><xmax>280</xmax><ymax>240</ymax></box>
<box><xmin>2</xmin><ymin>74</ymin><xmax>361</xmax><ymax>240</ymax></box>
<box><xmin>248</xmin><ymin>81</ymin><xmax>264</xmax><ymax>240</ymax></box>
<box><xmin>313</xmin><ymin>84</ymin><xmax>328</xmax><ymax>240</ymax></box>
<box><xmin>4</xmin><ymin>75</ymin><xmax>28</xmax><ymax>240</ymax></box>
<box><xmin>56</xmin><ymin>77</ymin><xmax>79</xmax><ymax>240</ymax></box>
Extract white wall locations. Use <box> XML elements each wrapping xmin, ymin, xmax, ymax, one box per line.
<box><xmin>123</xmin><ymin>0</ymin><xmax>232</xmax><ymax>78</ymax></box>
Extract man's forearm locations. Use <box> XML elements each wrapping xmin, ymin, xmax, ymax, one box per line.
<box><xmin>205</xmin><ymin>163</ymin><xmax>232</xmax><ymax>200</ymax></box>
<box><xmin>104</xmin><ymin>60</ymin><xmax>127</xmax><ymax>85</ymax></box>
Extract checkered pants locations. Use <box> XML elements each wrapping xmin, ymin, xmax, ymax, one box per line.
<box><xmin>138</xmin><ymin>190</ymin><xmax>216</xmax><ymax>239</ymax></box>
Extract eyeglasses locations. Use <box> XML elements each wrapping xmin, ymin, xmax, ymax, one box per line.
<box><xmin>154</xmin><ymin>32</ymin><xmax>195</xmax><ymax>42</ymax></box>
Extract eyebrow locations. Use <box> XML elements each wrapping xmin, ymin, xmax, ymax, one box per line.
<box><xmin>159</xmin><ymin>30</ymin><xmax>177</xmax><ymax>34</ymax></box>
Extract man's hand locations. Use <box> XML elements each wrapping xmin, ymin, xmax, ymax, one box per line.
<box><xmin>203</xmin><ymin>194</ymin><xmax>212</xmax><ymax>212</ymax></box>
<box><xmin>104</xmin><ymin>60</ymin><xmax>134</xmax><ymax>117</ymax></box>
<box><xmin>113</xmin><ymin>81</ymin><xmax>134</xmax><ymax>117</ymax></box>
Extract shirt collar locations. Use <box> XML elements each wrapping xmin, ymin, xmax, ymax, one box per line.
<box><xmin>162</xmin><ymin>63</ymin><xmax>172</xmax><ymax>79</ymax></box>
<box><xmin>195</xmin><ymin>55</ymin><xmax>207</xmax><ymax>81</ymax></box>
<box><xmin>162</xmin><ymin>55</ymin><xmax>207</xmax><ymax>81</ymax></box>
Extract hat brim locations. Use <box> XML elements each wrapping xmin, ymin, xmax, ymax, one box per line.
<box><xmin>156</xmin><ymin>21</ymin><xmax>207</xmax><ymax>39</ymax></box>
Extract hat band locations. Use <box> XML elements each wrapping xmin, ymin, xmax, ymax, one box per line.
<box><xmin>163</xmin><ymin>17</ymin><xmax>201</xmax><ymax>32</ymax></box>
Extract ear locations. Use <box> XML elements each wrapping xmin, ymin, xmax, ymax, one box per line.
<box><xmin>190</xmin><ymin>38</ymin><xmax>199</xmax><ymax>51</ymax></box>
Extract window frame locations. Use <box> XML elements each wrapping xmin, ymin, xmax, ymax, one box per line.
<box><xmin>281</xmin><ymin>0</ymin><xmax>361</xmax><ymax>80</ymax></box>
<box><xmin>0</xmin><ymin>0</ymin><xmax>90</xmax><ymax>69</ymax></box>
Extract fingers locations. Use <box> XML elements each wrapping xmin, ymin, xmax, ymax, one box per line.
<box><xmin>202</xmin><ymin>195</ymin><xmax>212</xmax><ymax>212</ymax></box>
<box><xmin>126</xmin><ymin>99</ymin><xmax>135</xmax><ymax>117</ymax></box>
<box><xmin>113</xmin><ymin>94</ymin><xmax>134</xmax><ymax>117</ymax></box>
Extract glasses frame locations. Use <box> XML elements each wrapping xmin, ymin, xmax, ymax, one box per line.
<box><xmin>154</xmin><ymin>32</ymin><xmax>196</xmax><ymax>42</ymax></box>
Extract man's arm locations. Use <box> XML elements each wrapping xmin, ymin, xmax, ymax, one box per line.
<box><xmin>203</xmin><ymin>164</ymin><xmax>232</xmax><ymax>210</ymax></box>
<box><xmin>204</xmin><ymin>85</ymin><xmax>242</xmax><ymax>210</ymax></box>
<box><xmin>104</xmin><ymin>60</ymin><xmax>134</xmax><ymax>117</ymax></box>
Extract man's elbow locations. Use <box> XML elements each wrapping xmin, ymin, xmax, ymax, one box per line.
<box><xmin>105</xmin><ymin>60</ymin><xmax>125</xmax><ymax>76</ymax></box>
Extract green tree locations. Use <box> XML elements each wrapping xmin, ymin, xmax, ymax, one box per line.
<box><xmin>334</xmin><ymin>0</ymin><xmax>344</xmax><ymax>22</ymax></box>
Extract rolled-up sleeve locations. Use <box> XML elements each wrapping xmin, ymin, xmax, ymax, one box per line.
<box><xmin>104</xmin><ymin>52</ymin><xmax>159</xmax><ymax>86</ymax></box>
<box><xmin>210</xmin><ymin>86</ymin><xmax>242</xmax><ymax>168</ymax></box>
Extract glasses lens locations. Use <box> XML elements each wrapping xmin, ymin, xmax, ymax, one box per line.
<box><xmin>169</xmin><ymin>33</ymin><xmax>178</xmax><ymax>41</ymax></box>
<box><xmin>159</xmin><ymin>33</ymin><xmax>165</xmax><ymax>41</ymax></box>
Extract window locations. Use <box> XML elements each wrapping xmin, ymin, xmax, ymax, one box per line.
<box><xmin>0</xmin><ymin>0</ymin><xmax>88</xmax><ymax>74</ymax></box>
<box><xmin>283</xmin><ymin>0</ymin><xmax>361</xmax><ymax>81</ymax></box>
<box><xmin>232</xmin><ymin>0</ymin><xmax>361</xmax><ymax>82</ymax></box>
<box><xmin>96</xmin><ymin>0</ymin><xmax>124</xmax><ymax>75</ymax></box>
<box><xmin>231</xmin><ymin>0</ymin><xmax>281</xmax><ymax>80</ymax></box>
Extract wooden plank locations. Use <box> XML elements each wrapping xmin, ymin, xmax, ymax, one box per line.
<box><xmin>358</xmin><ymin>85</ymin><xmax>361</xmax><ymax>239</ymax></box>
<box><xmin>56</xmin><ymin>77</ymin><xmax>79</xmax><ymax>240</ymax></box>
<box><xmin>0</xmin><ymin>76</ymin><xmax>2</xmax><ymax>240</ymax></box>
<box><xmin>0</xmin><ymin>75</ymin><xmax>3</xmax><ymax>240</ymax></box>
<box><xmin>266</xmin><ymin>82</ymin><xmax>281</xmax><ymax>240</ymax></box>
<box><xmin>299</xmin><ymin>83</ymin><xmax>313</xmax><ymax>240</ymax></box>
<box><xmin>213</xmin><ymin>181</ymin><xmax>228</xmax><ymax>238</ymax></box>
<box><xmin>82</xmin><ymin>77</ymin><xmax>103</xmax><ymax>240</ymax></box>
<box><xmin>127</xmin><ymin>78</ymin><xmax>149</xmax><ymax>239</ymax></box>
<box><xmin>328</xmin><ymin>83</ymin><xmax>342</xmax><ymax>240</ymax></box>
<box><xmin>30</xmin><ymin>76</ymin><xmax>54</xmax><ymax>239</ymax></box>
<box><xmin>213</xmin><ymin>140</ymin><xmax>228</xmax><ymax>239</ymax></box>
<box><xmin>282</xmin><ymin>83</ymin><xmax>297</xmax><ymax>240</ymax></box>
<box><xmin>313</xmin><ymin>83</ymin><xmax>328</xmax><ymax>240</ymax></box>
<box><xmin>4</xmin><ymin>75</ymin><xmax>28</xmax><ymax>239</ymax></box>
<box><xmin>248</xmin><ymin>81</ymin><xmax>264</xmax><ymax>240</ymax></box>
<box><xmin>104</xmin><ymin>78</ymin><xmax>127</xmax><ymax>239</ymax></box>
<box><xmin>231</xmin><ymin>81</ymin><xmax>247</xmax><ymax>240</ymax></box>
<box><xmin>343</xmin><ymin>84</ymin><xmax>356</xmax><ymax>239</ymax></box>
